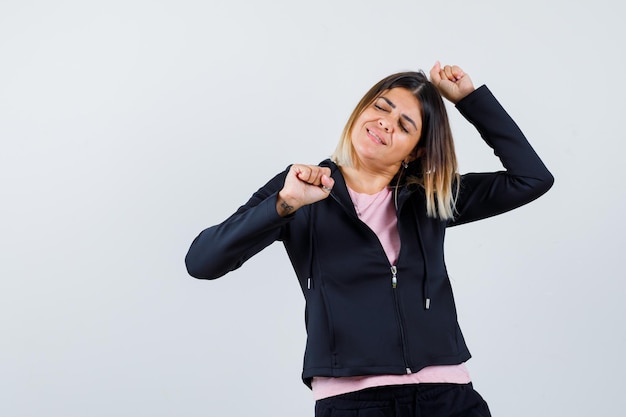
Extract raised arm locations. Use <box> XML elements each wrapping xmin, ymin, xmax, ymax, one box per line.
<box><xmin>449</xmin><ymin>84</ymin><xmax>554</xmax><ymax>225</ymax></box>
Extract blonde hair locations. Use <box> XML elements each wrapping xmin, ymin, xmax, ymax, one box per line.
<box><xmin>332</xmin><ymin>71</ymin><xmax>459</xmax><ymax>220</ymax></box>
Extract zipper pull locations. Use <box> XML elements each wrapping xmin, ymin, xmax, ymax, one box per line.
<box><xmin>307</xmin><ymin>277</ymin><xmax>312</xmax><ymax>290</ymax></box>
<box><xmin>391</xmin><ymin>266</ymin><xmax>397</xmax><ymax>289</ymax></box>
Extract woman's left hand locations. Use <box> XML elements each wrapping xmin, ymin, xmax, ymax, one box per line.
<box><xmin>429</xmin><ymin>61</ymin><xmax>475</xmax><ymax>104</ymax></box>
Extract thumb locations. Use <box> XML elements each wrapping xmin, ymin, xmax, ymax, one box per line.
<box><xmin>320</xmin><ymin>174</ymin><xmax>335</xmax><ymax>192</ymax></box>
<box><xmin>429</xmin><ymin>61</ymin><xmax>442</xmax><ymax>85</ymax></box>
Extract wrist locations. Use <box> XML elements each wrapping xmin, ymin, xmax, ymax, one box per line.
<box><xmin>276</xmin><ymin>191</ymin><xmax>300</xmax><ymax>217</ymax></box>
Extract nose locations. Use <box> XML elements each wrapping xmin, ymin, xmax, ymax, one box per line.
<box><xmin>378</xmin><ymin>116</ymin><xmax>393</xmax><ymax>132</ymax></box>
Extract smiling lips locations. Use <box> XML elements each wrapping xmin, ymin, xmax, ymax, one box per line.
<box><xmin>367</xmin><ymin>128</ymin><xmax>387</xmax><ymax>145</ymax></box>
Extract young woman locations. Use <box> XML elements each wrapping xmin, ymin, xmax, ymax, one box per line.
<box><xmin>185</xmin><ymin>62</ymin><xmax>554</xmax><ymax>417</ymax></box>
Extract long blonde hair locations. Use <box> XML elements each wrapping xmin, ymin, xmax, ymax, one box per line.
<box><xmin>332</xmin><ymin>71</ymin><xmax>459</xmax><ymax>220</ymax></box>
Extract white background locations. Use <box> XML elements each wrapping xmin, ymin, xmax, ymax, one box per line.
<box><xmin>1</xmin><ymin>1</ymin><xmax>624</xmax><ymax>416</ymax></box>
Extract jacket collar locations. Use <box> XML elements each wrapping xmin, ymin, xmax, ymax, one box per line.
<box><xmin>318</xmin><ymin>159</ymin><xmax>416</xmax><ymax>215</ymax></box>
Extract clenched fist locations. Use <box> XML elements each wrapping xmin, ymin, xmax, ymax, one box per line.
<box><xmin>276</xmin><ymin>164</ymin><xmax>335</xmax><ymax>216</ymax></box>
<box><xmin>429</xmin><ymin>61</ymin><xmax>475</xmax><ymax>104</ymax></box>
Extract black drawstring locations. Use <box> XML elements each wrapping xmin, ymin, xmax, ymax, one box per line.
<box><xmin>395</xmin><ymin>167</ymin><xmax>431</xmax><ymax>311</ymax></box>
<box><xmin>306</xmin><ymin>205</ymin><xmax>315</xmax><ymax>290</ymax></box>
<box><xmin>414</xmin><ymin>211</ymin><xmax>431</xmax><ymax>310</ymax></box>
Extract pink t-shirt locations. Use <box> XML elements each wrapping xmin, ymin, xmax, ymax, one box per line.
<box><xmin>311</xmin><ymin>186</ymin><xmax>471</xmax><ymax>401</ymax></box>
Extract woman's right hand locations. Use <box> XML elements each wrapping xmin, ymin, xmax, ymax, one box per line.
<box><xmin>276</xmin><ymin>164</ymin><xmax>335</xmax><ymax>216</ymax></box>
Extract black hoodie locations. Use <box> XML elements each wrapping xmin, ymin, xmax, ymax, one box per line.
<box><xmin>185</xmin><ymin>85</ymin><xmax>554</xmax><ymax>388</ymax></box>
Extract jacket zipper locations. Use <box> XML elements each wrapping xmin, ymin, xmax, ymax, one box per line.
<box><xmin>329</xmin><ymin>189</ymin><xmax>413</xmax><ymax>373</ymax></box>
<box><xmin>391</xmin><ymin>265</ymin><xmax>412</xmax><ymax>374</ymax></box>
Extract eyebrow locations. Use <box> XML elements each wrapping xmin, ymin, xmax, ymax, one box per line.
<box><xmin>379</xmin><ymin>97</ymin><xmax>418</xmax><ymax>131</ymax></box>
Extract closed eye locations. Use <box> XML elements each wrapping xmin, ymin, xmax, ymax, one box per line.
<box><xmin>374</xmin><ymin>103</ymin><xmax>388</xmax><ymax>111</ymax></box>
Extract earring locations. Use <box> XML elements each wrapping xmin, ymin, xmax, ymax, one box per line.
<box><xmin>402</xmin><ymin>161</ymin><xmax>409</xmax><ymax>169</ymax></box>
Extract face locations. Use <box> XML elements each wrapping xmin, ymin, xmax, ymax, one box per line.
<box><xmin>350</xmin><ymin>87</ymin><xmax>422</xmax><ymax>172</ymax></box>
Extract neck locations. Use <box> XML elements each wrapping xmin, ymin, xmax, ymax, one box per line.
<box><xmin>340</xmin><ymin>163</ymin><xmax>401</xmax><ymax>194</ymax></box>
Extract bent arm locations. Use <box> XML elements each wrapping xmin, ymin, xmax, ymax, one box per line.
<box><xmin>450</xmin><ymin>85</ymin><xmax>554</xmax><ymax>226</ymax></box>
<box><xmin>185</xmin><ymin>170</ymin><xmax>293</xmax><ymax>279</ymax></box>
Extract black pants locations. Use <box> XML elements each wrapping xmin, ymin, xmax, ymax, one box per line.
<box><xmin>314</xmin><ymin>383</ymin><xmax>492</xmax><ymax>417</ymax></box>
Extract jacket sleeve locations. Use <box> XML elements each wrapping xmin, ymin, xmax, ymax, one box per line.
<box><xmin>185</xmin><ymin>169</ymin><xmax>293</xmax><ymax>279</ymax></box>
<box><xmin>448</xmin><ymin>85</ymin><xmax>554</xmax><ymax>226</ymax></box>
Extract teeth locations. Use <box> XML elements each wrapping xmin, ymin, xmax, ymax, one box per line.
<box><xmin>368</xmin><ymin>129</ymin><xmax>384</xmax><ymax>144</ymax></box>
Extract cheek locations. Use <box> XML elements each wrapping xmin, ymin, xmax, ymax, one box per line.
<box><xmin>401</xmin><ymin>135</ymin><xmax>420</xmax><ymax>153</ymax></box>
